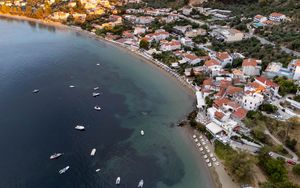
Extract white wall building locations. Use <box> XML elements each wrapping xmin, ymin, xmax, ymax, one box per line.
<box><xmin>242</xmin><ymin>92</ymin><xmax>264</xmax><ymax>110</ymax></box>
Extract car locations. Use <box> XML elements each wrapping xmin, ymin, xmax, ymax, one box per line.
<box><xmin>268</xmin><ymin>152</ymin><xmax>274</xmax><ymax>157</ymax></box>
<box><xmin>287</xmin><ymin>160</ymin><xmax>296</xmax><ymax>165</ymax></box>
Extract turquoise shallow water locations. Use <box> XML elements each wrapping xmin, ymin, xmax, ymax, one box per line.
<box><xmin>0</xmin><ymin>16</ymin><xmax>214</xmax><ymax>188</ymax></box>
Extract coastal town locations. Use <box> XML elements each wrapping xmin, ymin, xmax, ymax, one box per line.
<box><xmin>0</xmin><ymin>0</ymin><xmax>300</xmax><ymax>187</ymax></box>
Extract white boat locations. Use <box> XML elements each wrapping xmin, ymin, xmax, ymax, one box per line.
<box><xmin>59</xmin><ymin>166</ymin><xmax>70</xmax><ymax>174</ymax></box>
<box><xmin>140</xmin><ymin>130</ymin><xmax>144</xmax><ymax>136</ymax></box>
<box><xmin>208</xmin><ymin>163</ymin><xmax>212</xmax><ymax>167</ymax></box>
<box><xmin>93</xmin><ymin>92</ymin><xmax>100</xmax><ymax>97</ymax></box>
<box><xmin>75</xmin><ymin>125</ymin><xmax>85</xmax><ymax>131</ymax></box>
<box><xmin>206</xmin><ymin>159</ymin><xmax>210</xmax><ymax>163</ymax></box>
<box><xmin>93</xmin><ymin>87</ymin><xmax>99</xmax><ymax>90</ymax></box>
<box><xmin>96</xmin><ymin>169</ymin><xmax>101</xmax><ymax>172</ymax></box>
<box><xmin>116</xmin><ymin>177</ymin><xmax>121</xmax><ymax>185</ymax></box>
<box><xmin>32</xmin><ymin>89</ymin><xmax>39</xmax><ymax>93</ymax></box>
<box><xmin>96</xmin><ymin>63</ymin><xmax>100</xmax><ymax>66</ymax></box>
<box><xmin>69</xmin><ymin>85</ymin><xmax>75</xmax><ymax>88</ymax></box>
<box><xmin>192</xmin><ymin>135</ymin><xmax>196</xmax><ymax>139</ymax></box>
<box><xmin>94</xmin><ymin>106</ymin><xmax>101</xmax><ymax>111</ymax></box>
<box><xmin>50</xmin><ymin>153</ymin><xmax>63</xmax><ymax>160</ymax></box>
<box><xmin>138</xmin><ymin>179</ymin><xmax>144</xmax><ymax>187</ymax></box>
<box><xmin>90</xmin><ymin>148</ymin><xmax>96</xmax><ymax>156</ymax></box>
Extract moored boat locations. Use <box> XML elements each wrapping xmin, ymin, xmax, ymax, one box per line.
<box><xmin>50</xmin><ymin>153</ymin><xmax>63</xmax><ymax>160</ymax></box>
<box><xmin>59</xmin><ymin>166</ymin><xmax>70</xmax><ymax>174</ymax></box>
<box><xmin>90</xmin><ymin>148</ymin><xmax>96</xmax><ymax>156</ymax></box>
<box><xmin>94</xmin><ymin>106</ymin><xmax>101</xmax><ymax>111</ymax></box>
<box><xmin>75</xmin><ymin>125</ymin><xmax>85</xmax><ymax>131</ymax></box>
<box><xmin>116</xmin><ymin>177</ymin><xmax>121</xmax><ymax>185</ymax></box>
<box><xmin>93</xmin><ymin>92</ymin><xmax>100</xmax><ymax>97</ymax></box>
<box><xmin>138</xmin><ymin>179</ymin><xmax>144</xmax><ymax>187</ymax></box>
<box><xmin>32</xmin><ymin>89</ymin><xmax>39</xmax><ymax>93</ymax></box>
<box><xmin>140</xmin><ymin>130</ymin><xmax>144</xmax><ymax>136</ymax></box>
<box><xmin>93</xmin><ymin>87</ymin><xmax>99</xmax><ymax>90</ymax></box>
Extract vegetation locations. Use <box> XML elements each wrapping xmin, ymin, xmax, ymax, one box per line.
<box><xmin>142</xmin><ymin>0</ymin><xmax>188</xmax><ymax>9</ymax></box>
<box><xmin>152</xmin><ymin>52</ymin><xmax>179</xmax><ymax>66</ymax></box>
<box><xmin>294</xmin><ymin>95</ymin><xmax>300</xmax><ymax>103</ymax></box>
<box><xmin>210</xmin><ymin>38</ymin><xmax>294</xmax><ymax>68</ymax></box>
<box><xmin>293</xmin><ymin>164</ymin><xmax>300</xmax><ymax>176</ymax></box>
<box><xmin>273</xmin><ymin>76</ymin><xmax>299</xmax><ymax>96</ymax></box>
<box><xmin>139</xmin><ymin>39</ymin><xmax>149</xmax><ymax>50</ymax></box>
<box><xmin>215</xmin><ymin>141</ymin><xmax>253</xmax><ymax>183</ymax></box>
<box><xmin>205</xmin><ymin>96</ymin><xmax>213</xmax><ymax>108</ymax></box>
<box><xmin>259</xmin><ymin>103</ymin><xmax>278</xmax><ymax>113</ymax></box>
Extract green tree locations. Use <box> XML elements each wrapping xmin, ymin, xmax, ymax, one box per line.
<box><xmin>293</xmin><ymin>164</ymin><xmax>300</xmax><ymax>176</ymax></box>
<box><xmin>139</xmin><ymin>39</ymin><xmax>149</xmax><ymax>50</ymax></box>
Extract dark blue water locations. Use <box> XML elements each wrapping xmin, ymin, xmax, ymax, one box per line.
<box><xmin>0</xmin><ymin>16</ymin><xmax>214</xmax><ymax>188</ymax></box>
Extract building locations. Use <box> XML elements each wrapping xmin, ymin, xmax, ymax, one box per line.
<box><xmin>242</xmin><ymin>92</ymin><xmax>264</xmax><ymax>110</ymax></box>
<box><xmin>269</xmin><ymin>12</ymin><xmax>287</xmax><ymax>22</ymax></box>
<box><xmin>255</xmin><ymin>76</ymin><xmax>279</xmax><ymax>96</ymax></box>
<box><xmin>145</xmin><ymin>30</ymin><xmax>170</xmax><ymax>42</ymax></box>
<box><xmin>160</xmin><ymin>40</ymin><xmax>181</xmax><ymax>51</ymax></box>
<box><xmin>264</xmin><ymin>62</ymin><xmax>293</xmax><ymax>79</ymax></box>
<box><xmin>51</xmin><ymin>12</ymin><xmax>70</xmax><ymax>21</ymax></box>
<box><xmin>135</xmin><ymin>16</ymin><xmax>155</xmax><ymax>25</ymax></box>
<box><xmin>254</xmin><ymin>15</ymin><xmax>267</xmax><ymax>23</ymax></box>
<box><xmin>185</xmin><ymin>28</ymin><xmax>207</xmax><ymax>38</ymax></box>
<box><xmin>180</xmin><ymin>37</ymin><xmax>194</xmax><ymax>47</ymax></box>
<box><xmin>293</xmin><ymin>60</ymin><xmax>300</xmax><ymax>80</ymax></box>
<box><xmin>215</xmin><ymin>52</ymin><xmax>232</xmax><ymax>67</ymax></box>
<box><xmin>173</xmin><ymin>25</ymin><xmax>192</xmax><ymax>35</ymax></box>
<box><xmin>183</xmin><ymin>53</ymin><xmax>201</xmax><ymax>65</ymax></box>
<box><xmin>72</xmin><ymin>13</ymin><xmax>87</xmax><ymax>23</ymax></box>
<box><xmin>211</xmin><ymin>28</ymin><xmax>244</xmax><ymax>42</ymax></box>
<box><xmin>242</xmin><ymin>58</ymin><xmax>261</xmax><ymax>76</ymax></box>
<box><xmin>204</xmin><ymin>59</ymin><xmax>222</xmax><ymax>75</ymax></box>
<box><xmin>134</xmin><ymin>26</ymin><xmax>146</xmax><ymax>35</ymax></box>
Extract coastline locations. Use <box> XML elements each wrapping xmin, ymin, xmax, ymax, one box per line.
<box><xmin>0</xmin><ymin>13</ymin><xmax>226</xmax><ymax>188</ymax></box>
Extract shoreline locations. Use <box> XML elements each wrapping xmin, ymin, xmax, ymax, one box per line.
<box><xmin>0</xmin><ymin>13</ymin><xmax>223</xmax><ymax>188</ymax></box>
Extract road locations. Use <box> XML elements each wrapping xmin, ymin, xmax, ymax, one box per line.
<box><xmin>264</xmin><ymin>129</ymin><xmax>299</xmax><ymax>161</ymax></box>
<box><xmin>253</xmin><ymin>35</ymin><xmax>300</xmax><ymax>57</ymax></box>
<box><xmin>178</xmin><ymin>14</ymin><xmax>206</xmax><ymax>26</ymax></box>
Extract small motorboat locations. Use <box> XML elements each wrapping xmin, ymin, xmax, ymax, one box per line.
<box><xmin>75</xmin><ymin>125</ymin><xmax>85</xmax><ymax>131</ymax></box>
<box><xmin>90</xmin><ymin>148</ymin><xmax>96</xmax><ymax>156</ymax></box>
<box><xmin>69</xmin><ymin>85</ymin><xmax>75</xmax><ymax>88</ymax></box>
<box><xmin>93</xmin><ymin>87</ymin><xmax>99</xmax><ymax>90</ymax></box>
<box><xmin>93</xmin><ymin>92</ymin><xmax>100</xmax><ymax>97</ymax></box>
<box><xmin>50</xmin><ymin>153</ymin><xmax>63</xmax><ymax>160</ymax></box>
<box><xmin>140</xmin><ymin>130</ymin><xmax>144</xmax><ymax>136</ymax></box>
<box><xmin>138</xmin><ymin>179</ymin><xmax>144</xmax><ymax>187</ymax></box>
<box><xmin>94</xmin><ymin>106</ymin><xmax>101</xmax><ymax>111</ymax></box>
<box><xmin>59</xmin><ymin>166</ymin><xmax>70</xmax><ymax>174</ymax></box>
<box><xmin>32</xmin><ymin>89</ymin><xmax>39</xmax><ymax>93</ymax></box>
<box><xmin>96</xmin><ymin>63</ymin><xmax>100</xmax><ymax>66</ymax></box>
<box><xmin>208</xmin><ymin>163</ymin><xmax>212</xmax><ymax>167</ymax></box>
<box><xmin>96</xmin><ymin>169</ymin><xmax>101</xmax><ymax>172</ymax></box>
<box><xmin>116</xmin><ymin>177</ymin><xmax>121</xmax><ymax>185</ymax></box>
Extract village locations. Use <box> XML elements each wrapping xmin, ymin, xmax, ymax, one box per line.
<box><xmin>1</xmin><ymin>0</ymin><xmax>300</xmax><ymax>187</ymax></box>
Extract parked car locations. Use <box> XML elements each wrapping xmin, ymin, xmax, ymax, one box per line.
<box><xmin>287</xmin><ymin>160</ymin><xmax>296</xmax><ymax>165</ymax></box>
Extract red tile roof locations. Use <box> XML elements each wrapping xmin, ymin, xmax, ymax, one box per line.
<box><xmin>232</xmin><ymin>108</ymin><xmax>247</xmax><ymax>120</ymax></box>
<box><xmin>205</xmin><ymin>59</ymin><xmax>220</xmax><ymax>67</ymax></box>
<box><xmin>215</xmin><ymin>111</ymin><xmax>225</xmax><ymax>120</ymax></box>
<box><xmin>184</xmin><ymin>53</ymin><xmax>199</xmax><ymax>60</ymax></box>
<box><xmin>270</xmin><ymin>12</ymin><xmax>285</xmax><ymax>17</ymax></box>
<box><xmin>226</xmin><ymin>86</ymin><xmax>243</xmax><ymax>95</ymax></box>
<box><xmin>213</xmin><ymin>98</ymin><xmax>230</xmax><ymax>108</ymax></box>
<box><xmin>242</xmin><ymin>58</ymin><xmax>257</xmax><ymax>67</ymax></box>
<box><xmin>256</xmin><ymin>76</ymin><xmax>279</xmax><ymax>88</ymax></box>
<box><xmin>295</xmin><ymin>59</ymin><xmax>300</xmax><ymax>67</ymax></box>
<box><xmin>203</xmin><ymin>78</ymin><xmax>213</xmax><ymax>86</ymax></box>
<box><xmin>216</xmin><ymin>52</ymin><xmax>230</xmax><ymax>61</ymax></box>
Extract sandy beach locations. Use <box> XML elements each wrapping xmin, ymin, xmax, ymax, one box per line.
<box><xmin>0</xmin><ymin>13</ymin><xmax>238</xmax><ymax>188</ymax></box>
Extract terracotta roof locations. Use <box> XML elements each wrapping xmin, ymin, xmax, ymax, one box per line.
<box><xmin>232</xmin><ymin>69</ymin><xmax>243</xmax><ymax>75</ymax></box>
<box><xmin>215</xmin><ymin>111</ymin><xmax>225</xmax><ymax>120</ymax></box>
<box><xmin>232</xmin><ymin>108</ymin><xmax>247</xmax><ymax>120</ymax></box>
<box><xmin>216</xmin><ymin>89</ymin><xmax>225</xmax><ymax>98</ymax></box>
<box><xmin>242</xmin><ymin>58</ymin><xmax>257</xmax><ymax>67</ymax></box>
<box><xmin>256</xmin><ymin>76</ymin><xmax>279</xmax><ymax>88</ymax></box>
<box><xmin>184</xmin><ymin>53</ymin><xmax>199</xmax><ymax>60</ymax></box>
<box><xmin>254</xmin><ymin>15</ymin><xmax>265</xmax><ymax>19</ymax></box>
<box><xmin>216</xmin><ymin>52</ymin><xmax>230</xmax><ymax>61</ymax></box>
<box><xmin>270</xmin><ymin>12</ymin><xmax>285</xmax><ymax>17</ymax></box>
<box><xmin>226</xmin><ymin>86</ymin><xmax>243</xmax><ymax>95</ymax></box>
<box><xmin>213</xmin><ymin>98</ymin><xmax>230</xmax><ymax>108</ymax></box>
<box><xmin>205</xmin><ymin>59</ymin><xmax>220</xmax><ymax>67</ymax></box>
<box><xmin>226</xmin><ymin>100</ymin><xmax>240</xmax><ymax>110</ymax></box>
<box><xmin>220</xmin><ymin>80</ymin><xmax>231</xmax><ymax>89</ymax></box>
<box><xmin>262</xmin><ymin>20</ymin><xmax>273</xmax><ymax>25</ymax></box>
<box><xmin>203</xmin><ymin>78</ymin><xmax>213</xmax><ymax>86</ymax></box>
<box><xmin>295</xmin><ymin>59</ymin><xmax>300</xmax><ymax>67</ymax></box>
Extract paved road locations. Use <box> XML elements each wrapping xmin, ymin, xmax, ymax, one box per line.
<box><xmin>178</xmin><ymin>14</ymin><xmax>206</xmax><ymax>26</ymax></box>
<box><xmin>253</xmin><ymin>35</ymin><xmax>300</xmax><ymax>57</ymax></box>
<box><xmin>264</xmin><ymin>129</ymin><xmax>299</xmax><ymax>161</ymax></box>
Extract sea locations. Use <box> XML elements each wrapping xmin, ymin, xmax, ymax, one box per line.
<box><xmin>0</xmin><ymin>16</ymin><xmax>214</xmax><ymax>188</ymax></box>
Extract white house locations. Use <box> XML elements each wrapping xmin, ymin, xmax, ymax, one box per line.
<box><xmin>255</xmin><ymin>76</ymin><xmax>280</xmax><ymax>96</ymax></box>
<box><xmin>211</xmin><ymin>28</ymin><xmax>244</xmax><ymax>42</ymax></box>
<box><xmin>180</xmin><ymin>37</ymin><xmax>194</xmax><ymax>47</ymax></box>
<box><xmin>134</xmin><ymin>26</ymin><xmax>146</xmax><ymax>35</ymax></box>
<box><xmin>242</xmin><ymin>92</ymin><xmax>264</xmax><ymax>110</ymax></box>
<box><xmin>293</xmin><ymin>60</ymin><xmax>300</xmax><ymax>80</ymax></box>
<box><xmin>242</xmin><ymin>58</ymin><xmax>261</xmax><ymax>76</ymax></box>
<box><xmin>215</xmin><ymin>52</ymin><xmax>232</xmax><ymax>67</ymax></box>
<box><xmin>183</xmin><ymin>53</ymin><xmax>201</xmax><ymax>65</ymax></box>
<box><xmin>269</xmin><ymin>12</ymin><xmax>287</xmax><ymax>22</ymax></box>
<box><xmin>254</xmin><ymin>15</ymin><xmax>268</xmax><ymax>23</ymax></box>
<box><xmin>160</xmin><ymin>40</ymin><xmax>181</xmax><ymax>51</ymax></box>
